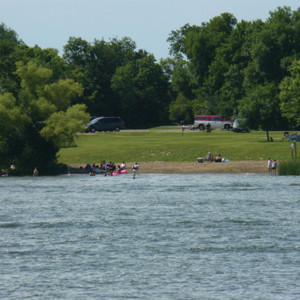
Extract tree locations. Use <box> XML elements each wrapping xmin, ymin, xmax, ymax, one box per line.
<box><xmin>279</xmin><ymin>60</ymin><xmax>300</xmax><ymax>128</ymax></box>
<box><xmin>0</xmin><ymin>60</ymin><xmax>89</xmax><ymax>174</ymax></box>
<box><xmin>111</xmin><ymin>63</ymin><xmax>138</xmax><ymax>126</ymax></box>
<box><xmin>0</xmin><ymin>93</ymin><xmax>30</xmax><ymax>138</ymax></box>
<box><xmin>63</xmin><ymin>36</ymin><xmax>140</xmax><ymax>117</ymax></box>
<box><xmin>40</xmin><ymin>104</ymin><xmax>89</xmax><ymax>147</ymax></box>
<box><xmin>184</xmin><ymin>13</ymin><xmax>237</xmax><ymax>86</ymax></box>
<box><xmin>0</xmin><ymin>23</ymin><xmax>23</xmax><ymax>94</ymax></box>
<box><xmin>112</xmin><ymin>55</ymin><xmax>171</xmax><ymax>128</ymax></box>
<box><xmin>167</xmin><ymin>14</ymin><xmax>238</xmax><ymax>118</ymax></box>
<box><xmin>169</xmin><ymin>93</ymin><xmax>194</xmax><ymax>124</ymax></box>
<box><xmin>238</xmin><ymin>82</ymin><xmax>283</xmax><ymax>141</ymax></box>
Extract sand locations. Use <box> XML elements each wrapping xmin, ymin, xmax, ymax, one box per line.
<box><xmin>128</xmin><ymin>161</ymin><xmax>268</xmax><ymax>174</ymax></box>
<box><xmin>69</xmin><ymin>160</ymin><xmax>269</xmax><ymax>174</ymax></box>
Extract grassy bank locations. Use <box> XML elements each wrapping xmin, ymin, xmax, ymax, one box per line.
<box><xmin>58</xmin><ymin>129</ymin><xmax>295</xmax><ymax>166</ymax></box>
<box><xmin>278</xmin><ymin>159</ymin><xmax>300</xmax><ymax>175</ymax></box>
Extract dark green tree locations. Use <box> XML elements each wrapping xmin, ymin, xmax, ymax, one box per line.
<box><xmin>238</xmin><ymin>82</ymin><xmax>284</xmax><ymax>141</ymax></box>
<box><xmin>0</xmin><ymin>23</ymin><xmax>23</xmax><ymax>94</ymax></box>
<box><xmin>63</xmin><ymin>36</ymin><xmax>143</xmax><ymax>118</ymax></box>
<box><xmin>279</xmin><ymin>60</ymin><xmax>300</xmax><ymax>128</ymax></box>
<box><xmin>112</xmin><ymin>55</ymin><xmax>171</xmax><ymax>127</ymax></box>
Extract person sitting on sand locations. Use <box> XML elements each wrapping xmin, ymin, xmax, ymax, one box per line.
<box><xmin>215</xmin><ymin>154</ymin><xmax>222</xmax><ymax>162</ymax></box>
<box><xmin>205</xmin><ymin>152</ymin><xmax>213</xmax><ymax>163</ymax></box>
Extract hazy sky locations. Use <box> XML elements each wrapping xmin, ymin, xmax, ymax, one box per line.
<box><xmin>1</xmin><ymin>0</ymin><xmax>299</xmax><ymax>59</ymax></box>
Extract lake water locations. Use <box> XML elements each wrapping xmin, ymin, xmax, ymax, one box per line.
<box><xmin>1</xmin><ymin>173</ymin><xmax>300</xmax><ymax>299</ymax></box>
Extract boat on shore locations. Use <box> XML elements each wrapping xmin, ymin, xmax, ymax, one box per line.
<box><xmin>112</xmin><ymin>169</ymin><xmax>127</xmax><ymax>176</ymax></box>
<box><xmin>67</xmin><ymin>167</ymin><xmax>107</xmax><ymax>174</ymax></box>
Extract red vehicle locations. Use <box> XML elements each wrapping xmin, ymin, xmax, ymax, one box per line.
<box><xmin>193</xmin><ymin>115</ymin><xmax>233</xmax><ymax>130</ymax></box>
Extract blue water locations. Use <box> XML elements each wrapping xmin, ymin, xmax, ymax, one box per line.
<box><xmin>1</xmin><ymin>173</ymin><xmax>300</xmax><ymax>299</ymax></box>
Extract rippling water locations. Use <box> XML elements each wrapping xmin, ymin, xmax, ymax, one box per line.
<box><xmin>1</xmin><ymin>173</ymin><xmax>300</xmax><ymax>299</ymax></box>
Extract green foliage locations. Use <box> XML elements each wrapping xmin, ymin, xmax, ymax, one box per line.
<box><xmin>279</xmin><ymin>60</ymin><xmax>300</xmax><ymax>128</ymax></box>
<box><xmin>169</xmin><ymin>93</ymin><xmax>194</xmax><ymax>123</ymax></box>
<box><xmin>63</xmin><ymin>36</ymin><xmax>171</xmax><ymax>128</ymax></box>
<box><xmin>0</xmin><ymin>23</ymin><xmax>23</xmax><ymax>93</ymax></box>
<box><xmin>0</xmin><ymin>28</ymin><xmax>89</xmax><ymax>174</ymax></box>
<box><xmin>168</xmin><ymin>7</ymin><xmax>299</xmax><ymax>128</ymax></box>
<box><xmin>0</xmin><ymin>122</ymin><xmax>59</xmax><ymax>175</ymax></box>
<box><xmin>42</xmin><ymin>79</ymin><xmax>84</xmax><ymax>111</ymax></box>
<box><xmin>238</xmin><ymin>82</ymin><xmax>283</xmax><ymax>130</ymax></box>
<box><xmin>111</xmin><ymin>55</ymin><xmax>171</xmax><ymax>127</ymax></box>
<box><xmin>40</xmin><ymin>104</ymin><xmax>89</xmax><ymax>147</ymax></box>
<box><xmin>278</xmin><ymin>159</ymin><xmax>300</xmax><ymax>175</ymax></box>
<box><xmin>16</xmin><ymin>61</ymin><xmax>53</xmax><ymax>98</ymax></box>
<box><xmin>0</xmin><ymin>93</ymin><xmax>30</xmax><ymax>137</ymax></box>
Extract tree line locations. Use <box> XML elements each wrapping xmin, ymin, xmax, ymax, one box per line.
<box><xmin>0</xmin><ymin>6</ymin><xmax>299</xmax><ymax>174</ymax></box>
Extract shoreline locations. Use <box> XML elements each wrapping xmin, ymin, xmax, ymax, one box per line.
<box><xmin>68</xmin><ymin>160</ymin><xmax>269</xmax><ymax>174</ymax></box>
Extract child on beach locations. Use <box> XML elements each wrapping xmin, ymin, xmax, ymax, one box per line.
<box><xmin>268</xmin><ymin>158</ymin><xmax>272</xmax><ymax>174</ymax></box>
<box><xmin>272</xmin><ymin>159</ymin><xmax>277</xmax><ymax>174</ymax></box>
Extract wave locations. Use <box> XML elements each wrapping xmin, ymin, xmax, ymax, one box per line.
<box><xmin>0</xmin><ymin>222</ymin><xmax>23</xmax><ymax>228</ymax></box>
<box><xmin>188</xmin><ymin>244</ymin><xmax>299</xmax><ymax>253</ymax></box>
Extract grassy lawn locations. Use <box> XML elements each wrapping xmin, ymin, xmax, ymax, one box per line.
<box><xmin>58</xmin><ymin>129</ymin><xmax>295</xmax><ymax>165</ymax></box>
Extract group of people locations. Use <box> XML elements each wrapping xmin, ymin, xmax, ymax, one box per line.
<box><xmin>2</xmin><ymin>166</ymin><xmax>39</xmax><ymax>176</ymax></box>
<box><xmin>84</xmin><ymin>161</ymin><xmax>139</xmax><ymax>176</ymax></box>
<box><xmin>205</xmin><ymin>152</ymin><xmax>222</xmax><ymax>162</ymax></box>
<box><xmin>268</xmin><ymin>158</ymin><xmax>277</xmax><ymax>174</ymax></box>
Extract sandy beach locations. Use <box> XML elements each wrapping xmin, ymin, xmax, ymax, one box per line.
<box><xmin>69</xmin><ymin>160</ymin><xmax>269</xmax><ymax>174</ymax></box>
<box><xmin>129</xmin><ymin>160</ymin><xmax>268</xmax><ymax>174</ymax></box>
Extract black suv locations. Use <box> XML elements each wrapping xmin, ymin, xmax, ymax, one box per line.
<box><xmin>86</xmin><ymin>117</ymin><xmax>125</xmax><ymax>133</ymax></box>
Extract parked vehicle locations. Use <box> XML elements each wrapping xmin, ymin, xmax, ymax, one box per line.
<box><xmin>193</xmin><ymin>115</ymin><xmax>233</xmax><ymax>130</ymax></box>
<box><xmin>86</xmin><ymin>117</ymin><xmax>125</xmax><ymax>133</ymax></box>
<box><xmin>232</xmin><ymin>119</ymin><xmax>249</xmax><ymax>132</ymax></box>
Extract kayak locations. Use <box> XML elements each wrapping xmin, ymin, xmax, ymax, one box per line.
<box><xmin>112</xmin><ymin>169</ymin><xmax>127</xmax><ymax>176</ymax></box>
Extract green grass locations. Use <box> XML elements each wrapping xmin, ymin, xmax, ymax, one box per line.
<box><xmin>278</xmin><ymin>159</ymin><xmax>300</xmax><ymax>175</ymax></box>
<box><xmin>58</xmin><ymin>129</ymin><xmax>295</xmax><ymax>165</ymax></box>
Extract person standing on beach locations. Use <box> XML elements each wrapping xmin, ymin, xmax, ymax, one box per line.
<box><xmin>272</xmin><ymin>159</ymin><xmax>277</xmax><ymax>174</ymax></box>
<box><xmin>268</xmin><ymin>158</ymin><xmax>272</xmax><ymax>174</ymax></box>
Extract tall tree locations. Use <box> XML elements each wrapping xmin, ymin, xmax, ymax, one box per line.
<box><xmin>279</xmin><ymin>60</ymin><xmax>300</xmax><ymax>128</ymax></box>
<box><xmin>112</xmin><ymin>55</ymin><xmax>171</xmax><ymax>127</ymax></box>
<box><xmin>0</xmin><ymin>23</ymin><xmax>23</xmax><ymax>94</ymax></box>
<box><xmin>63</xmin><ymin>36</ymin><xmax>140</xmax><ymax>117</ymax></box>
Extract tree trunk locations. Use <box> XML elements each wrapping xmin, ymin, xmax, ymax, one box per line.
<box><xmin>266</xmin><ymin>130</ymin><xmax>270</xmax><ymax>142</ymax></box>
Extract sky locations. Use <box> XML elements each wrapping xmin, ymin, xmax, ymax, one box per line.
<box><xmin>1</xmin><ymin>0</ymin><xmax>299</xmax><ymax>60</ymax></box>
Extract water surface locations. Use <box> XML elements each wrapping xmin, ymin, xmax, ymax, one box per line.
<box><xmin>1</xmin><ymin>174</ymin><xmax>299</xmax><ymax>299</ymax></box>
